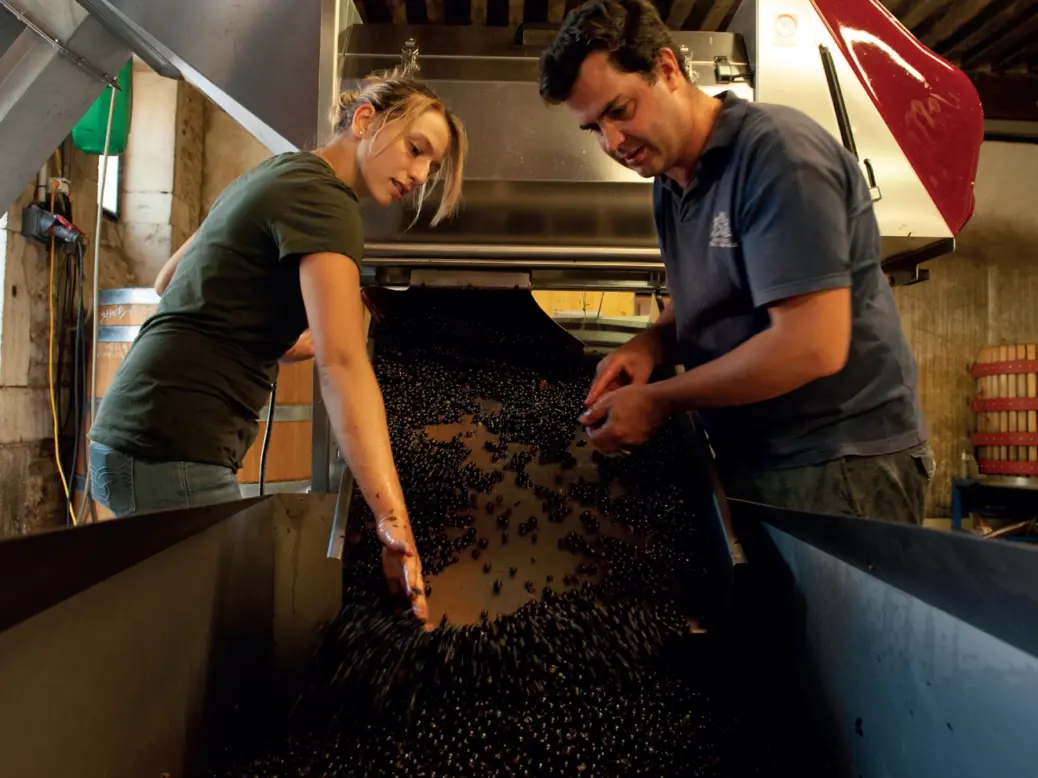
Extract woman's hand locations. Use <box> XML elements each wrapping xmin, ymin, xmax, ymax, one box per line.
<box><xmin>279</xmin><ymin>329</ymin><xmax>314</xmax><ymax>364</ymax></box>
<box><xmin>298</xmin><ymin>252</ymin><xmax>426</xmax><ymax>622</ymax></box>
<box><xmin>376</xmin><ymin>512</ymin><xmax>428</xmax><ymax>622</ymax></box>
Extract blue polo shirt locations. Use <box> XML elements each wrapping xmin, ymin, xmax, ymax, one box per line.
<box><xmin>654</xmin><ymin>91</ymin><xmax>927</xmax><ymax>472</ymax></box>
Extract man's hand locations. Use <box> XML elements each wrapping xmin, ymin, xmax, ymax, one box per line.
<box><xmin>579</xmin><ymin>384</ymin><xmax>668</xmax><ymax>454</ymax></box>
<box><xmin>280</xmin><ymin>329</ymin><xmax>314</xmax><ymax>364</ymax></box>
<box><xmin>376</xmin><ymin>513</ymin><xmax>428</xmax><ymax>622</ymax></box>
<box><xmin>585</xmin><ymin>334</ymin><xmax>659</xmax><ymax>407</ymax></box>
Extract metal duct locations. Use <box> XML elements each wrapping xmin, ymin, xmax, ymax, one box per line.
<box><xmin>0</xmin><ymin>0</ymin><xmax>347</xmax><ymax>216</ymax></box>
<box><xmin>68</xmin><ymin>0</ymin><xmax>343</xmax><ymax>152</ymax></box>
<box><xmin>0</xmin><ymin>1</ymin><xmax>130</xmax><ymax>213</ymax></box>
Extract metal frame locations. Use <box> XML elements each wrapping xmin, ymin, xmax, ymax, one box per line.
<box><xmin>883</xmin><ymin>237</ymin><xmax>956</xmax><ymax>287</ymax></box>
<box><xmin>0</xmin><ymin>494</ymin><xmax>342</xmax><ymax>778</ymax></box>
<box><xmin>0</xmin><ymin>0</ymin><xmax>120</xmax><ymax>87</ymax></box>
<box><xmin>320</xmin><ymin>307</ymin><xmax>742</xmax><ymax>629</ymax></box>
<box><xmin>74</xmin><ymin>0</ymin><xmax>180</xmax><ymax>78</ymax></box>
<box><xmin>732</xmin><ymin>499</ymin><xmax>1038</xmax><ymax>778</ymax></box>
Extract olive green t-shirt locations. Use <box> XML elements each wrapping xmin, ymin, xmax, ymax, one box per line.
<box><xmin>90</xmin><ymin>152</ymin><xmax>364</xmax><ymax>470</ymax></box>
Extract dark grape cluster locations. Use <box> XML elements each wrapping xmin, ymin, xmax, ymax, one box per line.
<box><xmin>204</xmin><ymin>289</ymin><xmax>826</xmax><ymax>778</ymax></box>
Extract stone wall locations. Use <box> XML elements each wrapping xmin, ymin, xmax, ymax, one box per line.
<box><xmin>892</xmin><ymin>142</ymin><xmax>1038</xmax><ymax>516</ymax></box>
<box><xmin>0</xmin><ymin>146</ymin><xmax>135</xmax><ymax>537</ymax></box>
<box><xmin>0</xmin><ymin>58</ymin><xmax>209</xmax><ymax>539</ymax></box>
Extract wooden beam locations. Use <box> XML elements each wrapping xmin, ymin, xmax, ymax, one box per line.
<box><xmin>473</xmin><ymin>0</ymin><xmax>488</xmax><ymax>24</ymax></box>
<box><xmin>426</xmin><ymin>0</ymin><xmax>445</xmax><ymax>22</ymax></box>
<box><xmin>970</xmin><ymin>72</ymin><xmax>1038</xmax><ymax>122</ymax></box>
<box><xmin>938</xmin><ymin>0</ymin><xmax>1034</xmax><ymax>61</ymax></box>
<box><xmin>913</xmin><ymin>0</ymin><xmax>989</xmax><ymax>51</ymax></box>
<box><xmin>548</xmin><ymin>0</ymin><xmax>567</xmax><ymax>24</ymax></box>
<box><xmin>993</xmin><ymin>38</ymin><xmax>1038</xmax><ymax>72</ymax></box>
<box><xmin>509</xmin><ymin>0</ymin><xmax>524</xmax><ymax>26</ymax></box>
<box><xmin>962</xmin><ymin>15</ymin><xmax>1038</xmax><ymax>71</ymax></box>
<box><xmin>388</xmin><ymin>0</ymin><xmax>408</xmax><ymax>23</ymax></box>
<box><xmin>666</xmin><ymin>0</ymin><xmax>694</xmax><ymax>29</ymax></box>
<box><xmin>700</xmin><ymin>0</ymin><xmax>739</xmax><ymax>32</ymax></box>
<box><xmin>898</xmin><ymin>0</ymin><xmax>954</xmax><ymax>33</ymax></box>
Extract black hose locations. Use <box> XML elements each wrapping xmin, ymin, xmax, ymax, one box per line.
<box><xmin>258</xmin><ymin>376</ymin><xmax>277</xmax><ymax>496</ymax></box>
<box><xmin>69</xmin><ymin>241</ymin><xmax>91</xmax><ymax>521</ymax></box>
<box><xmin>67</xmin><ymin>245</ymin><xmax>82</xmax><ymax>523</ymax></box>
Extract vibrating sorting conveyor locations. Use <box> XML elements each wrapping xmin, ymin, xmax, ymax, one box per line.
<box><xmin>1</xmin><ymin>2</ymin><xmax>1036</xmax><ymax>776</ymax></box>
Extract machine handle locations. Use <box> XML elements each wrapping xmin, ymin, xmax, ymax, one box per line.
<box><xmin>819</xmin><ymin>44</ymin><xmax>859</xmax><ymax>160</ymax></box>
<box><xmin>363</xmin><ymin>241</ymin><xmax>662</xmax><ymax>261</ymax></box>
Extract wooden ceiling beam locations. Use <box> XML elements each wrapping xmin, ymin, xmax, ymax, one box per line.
<box><xmin>427</xmin><ymin>0</ymin><xmax>444</xmax><ymax>23</ymax></box>
<box><xmin>913</xmin><ymin>0</ymin><xmax>990</xmax><ymax>51</ymax></box>
<box><xmin>937</xmin><ymin>0</ymin><xmax>1031</xmax><ymax>61</ymax></box>
<box><xmin>699</xmin><ymin>0</ymin><xmax>738</xmax><ymax>31</ymax></box>
<box><xmin>961</xmin><ymin>14</ymin><xmax>1038</xmax><ymax>71</ymax></box>
<box><xmin>970</xmin><ymin>72</ymin><xmax>1038</xmax><ymax>122</ymax></box>
<box><xmin>666</xmin><ymin>0</ymin><xmax>695</xmax><ymax>29</ymax></box>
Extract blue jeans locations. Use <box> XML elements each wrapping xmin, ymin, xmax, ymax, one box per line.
<box><xmin>88</xmin><ymin>441</ymin><xmax>242</xmax><ymax>518</ymax></box>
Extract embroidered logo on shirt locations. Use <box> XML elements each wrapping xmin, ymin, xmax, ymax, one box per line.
<box><xmin>709</xmin><ymin>212</ymin><xmax>739</xmax><ymax>248</ymax></box>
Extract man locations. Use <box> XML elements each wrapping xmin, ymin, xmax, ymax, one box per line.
<box><xmin>538</xmin><ymin>0</ymin><xmax>934</xmax><ymax>523</ymax></box>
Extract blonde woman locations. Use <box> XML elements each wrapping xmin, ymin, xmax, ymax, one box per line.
<box><xmin>89</xmin><ymin>70</ymin><xmax>467</xmax><ymax>621</ymax></box>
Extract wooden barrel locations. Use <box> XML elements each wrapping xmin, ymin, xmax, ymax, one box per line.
<box><xmin>971</xmin><ymin>344</ymin><xmax>1038</xmax><ymax>478</ymax></box>
<box><xmin>75</xmin><ymin>288</ymin><xmax>313</xmax><ymax>517</ymax></box>
<box><xmin>73</xmin><ymin>287</ymin><xmax>161</xmax><ymax>521</ymax></box>
<box><xmin>237</xmin><ymin>359</ymin><xmax>313</xmax><ymax>497</ymax></box>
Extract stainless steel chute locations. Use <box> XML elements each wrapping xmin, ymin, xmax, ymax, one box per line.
<box><xmin>1</xmin><ymin>487</ymin><xmax>1036</xmax><ymax>777</ymax></box>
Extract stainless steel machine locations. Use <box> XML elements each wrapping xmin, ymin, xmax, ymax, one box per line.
<box><xmin>1</xmin><ymin>443</ymin><xmax>1036</xmax><ymax>778</ymax></box>
<box><xmin>1</xmin><ymin>2</ymin><xmax>1034</xmax><ymax>777</ymax></box>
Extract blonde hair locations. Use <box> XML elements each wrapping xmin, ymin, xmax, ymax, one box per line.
<box><xmin>333</xmin><ymin>67</ymin><xmax>467</xmax><ymax>226</ymax></box>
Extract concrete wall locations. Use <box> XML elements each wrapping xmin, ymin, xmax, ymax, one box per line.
<box><xmin>893</xmin><ymin>142</ymin><xmax>1038</xmax><ymax>516</ymax></box>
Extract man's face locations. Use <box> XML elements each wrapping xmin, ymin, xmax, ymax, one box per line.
<box><xmin>563</xmin><ymin>50</ymin><xmax>684</xmax><ymax>178</ymax></box>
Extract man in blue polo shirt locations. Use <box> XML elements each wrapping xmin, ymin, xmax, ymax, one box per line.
<box><xmin>539</xmin><ymin>0</ymin><xmax>934</xmax><ymax>523</ymax></box>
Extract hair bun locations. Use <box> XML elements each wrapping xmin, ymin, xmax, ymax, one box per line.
<box><xmin>332</xmin><ymin>89</ymin><xmax>359</xmax><ymax>125</ymax></box>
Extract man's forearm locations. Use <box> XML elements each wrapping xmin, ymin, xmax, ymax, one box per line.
<box><xmin>641</xmin><ymin>302</ymin><xmax>678</xmax><ymax>366</ymax></box>
<box><xmin>317</xmin><ymin>361</ymin><xmax>408</xmax><ymax>519</ymax></box>
<box><xmin>646</xmin><ymin>324</ymin><xmax>838</xmax><ymax>413</ymax></box>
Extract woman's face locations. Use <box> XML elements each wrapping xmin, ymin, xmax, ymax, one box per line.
<box><xmin>356</xmin><ymin>107</ymin><xmax>451</xmax><ymax>207</ymax></box>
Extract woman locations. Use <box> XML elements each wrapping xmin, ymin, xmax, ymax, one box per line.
<box><xmin>88</xmin><ymin>69</ymin><xmax>467</xmax><ymax>621</ymax></box>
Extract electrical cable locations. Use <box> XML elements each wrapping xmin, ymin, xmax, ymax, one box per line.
<box><xmin>82</xmin><ymin>82</ymin><xmax>118</xmax><ymax>515</ymax></box>
<box><xmin>78</xmin><ymin>241</ymin><xmax>96</xmax><ymax>523</ymax></box>
<box><xmin>68</xmin><ymin>242</ymin><xmax>88</xmax><ymax>522</ymax></box>
<box><xmin>56</xmin><ymin>246</ymin><xmax>76</xmax><ymax>522</ymax></box>
<box><xmin>47</xmin><ymin>180</ymin><xmax>77</xmax><ymax>525</ymax></box>
<box><xmin>258</xmin><ymin>376</ymin><xmax>277</xmax><ymax>496</ymax></box>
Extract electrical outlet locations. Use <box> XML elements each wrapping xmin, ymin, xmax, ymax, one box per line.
<box><xmin>21</xmin><ymin>203</ymin><xmax>83</xmax><ymax>245</ymax></box>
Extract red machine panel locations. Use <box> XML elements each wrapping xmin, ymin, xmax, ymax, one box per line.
<box><xmin>812</xmin><ymin>0</ymin><xmax>984</xmax><ymax>235</ymax></box>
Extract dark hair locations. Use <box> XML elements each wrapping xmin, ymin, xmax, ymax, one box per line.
<box><xmin>539</xmin><ymin>0</ymin><xmax>687</xmax><ymax>104</ymax></box>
